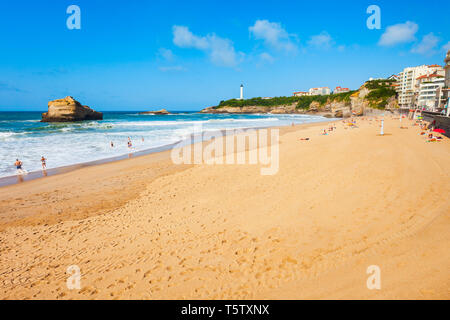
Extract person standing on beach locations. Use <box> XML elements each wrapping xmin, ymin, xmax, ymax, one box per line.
<box><xmin>41</xmin><ymin>156</ymin><xmax>47</xmax><ymax>170</ymax></box>
<box><xmin>111</xmin><ymin>141</ymin><xmax>114</xmax><ymax>148</ymax></box>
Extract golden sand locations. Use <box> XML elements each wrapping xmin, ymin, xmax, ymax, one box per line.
<box><xmin>0</xmin><ymin>117</ymin><xmax>449</xmax><ymax>299</ymax></box>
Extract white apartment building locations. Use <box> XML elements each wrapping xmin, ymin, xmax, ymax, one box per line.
<box><xmin>445</xmin><ymin>50</ymin><xmax>450</xmax><ymax>88</ymax></box>
<box><xmin>293</xmin><ymin>91</ymin><xmax>309</xmax><ymax>97</ymax></box>
<box><xmin>416</xmin><ymin>71</ymin><xmax>445</xmax><ymax>111</ymax></box>
<box><xmin>444</xmin><ymin>50</ymin><xmax>450</xmax><ymax>110</ymax></box>
<box><xmin>309</xmin><ymin>87</ymin><xmax>331</xmax><ymax>96</ymax></box>
<box><xmin>397</xmin><ymin>65</ymin><xmax>442</xmax><ymax>108</ymax></box>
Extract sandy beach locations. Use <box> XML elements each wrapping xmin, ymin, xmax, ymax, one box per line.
<box><xmin>0</xmin><ymin>117</ymin><xmax>449</xmax><ymax>300</ymax></box>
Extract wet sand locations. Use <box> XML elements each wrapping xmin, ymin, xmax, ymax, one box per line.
<box><xmin>0</xmin><ymin>118</ymin><xmax>449</xmax><ymax>299</ymax></box>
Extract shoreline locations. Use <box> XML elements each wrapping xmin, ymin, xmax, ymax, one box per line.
<box><xmin>0</xmin><ymin>118</ymin><xmax>335</xmax><ymax>188</ymax></box>
<box><xmin>0</xmin><ymin>119</ymin><xmax>334</xmax><ymax>229</ymax></box>
<box><xmin>1</xmin><ymin>116</ymin><xmax>449</xmax><ymax>299</ymax></box>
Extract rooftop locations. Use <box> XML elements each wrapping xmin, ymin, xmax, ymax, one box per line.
<box><xmin>417</xmin><ymin>73</ymin><xmax>444</xmax><ymax>80</ymax></box>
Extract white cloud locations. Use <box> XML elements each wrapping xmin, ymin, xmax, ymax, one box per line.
<box><xmin>443</xmin><ymin>41</ymin><xmax>450</xmax><ymax>52</ymax></box>
<box><xmin>249</xmin><ymin>20</ymin><xmax>297</xmax><ymax>53</ymax></box>
<box><xmin>308</xmin><ymin>31</ymin><xmax>334</xmax><ymax>49</ymax></box>
<box><xmin>208</xmin><ymin>35</ymin><xmax>243</xmax><ymax>67</ymax></box>
<box><xmin>379</xmin><ymin>21</ymin><xmax>418</xmax><ymax>46</ymax></box>
<box><xmin>259</xmin><ymin>52</ymin><xmax>274</xmax><ymax>63</ymax></box>
<box><xmin>173</xmin><ymin>26</ymin><xmax>209</xmax><ymax>49</ymax></box>
<box><xmin>411</xmin><ymin>33</ymin><xmax>440</xmax><ymax>55</ymax></box>
<box><xmin>158</xmin><ymin>48</ymin><xmax>175</xmax><ymax>61</ymax></box>
<box><xmin>158</xmin><ymin>65</ymin><xmax>187</xmax><ymax>72</ymax></box>
<box><xmin>172</xmin><ymin>25</ymin><xmax>242</xmax><ymax>67</ymax></box>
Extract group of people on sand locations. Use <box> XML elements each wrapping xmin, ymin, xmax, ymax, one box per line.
<box><xmin>299</xmin><ymin>123</ymin><xmax>337</xmax><ymax>141</ymax></box>
<box><xmin>322</xmin><ymin>124</ymin><xmax>338</xmax><ymax>135</ymax></box>
<box><xmin>342</xmin><ymin>118</ymin><xmax>358</xmax><ymax>129</ymax></box>
<box><xmin>326</xmin><ymin>124</ymin><xmax>337</xmax><ymax>134</ymax></box>
<box><xmin>14</xmin><ymin>156</ymin><xmax>47</xmax><ymax>176</ymax></box>
<box><xmin>417</xmin><ymin>121</ymin><xmax>445</xmax><ymax>142</ymax></box>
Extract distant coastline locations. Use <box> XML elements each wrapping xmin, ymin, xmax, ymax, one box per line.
<box><xmin>200</xmin><ymin>79</ymin><xmax>398</xmax><ymax>118</ymax></box>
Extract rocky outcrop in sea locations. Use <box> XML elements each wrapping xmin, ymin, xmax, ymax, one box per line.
<box><xmin>138</xmin><ymin>109</ymin><xmax>170</xmax><ymax>115</ymax></box>
<box><xmin>41</xmin><ymin>96</ymin><xmax>103</xmax><ymax>122</ymax></box>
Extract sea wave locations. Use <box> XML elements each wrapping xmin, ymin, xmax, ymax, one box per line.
<box><xmin>0</xmin><ymin>132</ymin><xmax>15</xmax><ymax>138</ymax></box>
<box><xmin>110</xmin><ymin>118</ymin><xmax>282</xmax><ymax>127</ymax></box>
<box><xmin>0</xmin><ymin>119</ymin><xmax>40</xmax><ymax>123</ymax></box>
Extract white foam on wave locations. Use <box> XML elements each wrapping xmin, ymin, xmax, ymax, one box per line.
<box><xmin>110</xmin><ymin>117</ymin><xmax>283</xmax><ymax>127</ymax></box>
<box><xmin>0</xmin><ymin>131</ymin><xmax>29</xmax><ymax>140</ymax></box>
<box><xmin>0</xmin><ymin>119</ymin><xmax>40</xmax><ymax>123</ymax></box>
<box><xmin>0</xmin><ymin>132</ymin><xmax>15</xmax><ymax>138</ymax></box>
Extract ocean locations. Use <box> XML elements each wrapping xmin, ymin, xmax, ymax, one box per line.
<box><xmin>0</xmin><ymin>111</ymin><xmax>330</xmax><ymax>178</ymax></box>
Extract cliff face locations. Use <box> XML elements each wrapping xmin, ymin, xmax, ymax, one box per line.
<box><xmin>313</xmin><ymin>88</ymin><xmax>397</xmax><ymax>117</ymax></box>
<box><xmin>200</xmin><ymin>100</ymin><xmax>354</xmax><ymax>117</ymax></box>
<box><xmin>41</xmin><ymin>97</ymin><xmax>103</xmax><ymax>122</ymax></box>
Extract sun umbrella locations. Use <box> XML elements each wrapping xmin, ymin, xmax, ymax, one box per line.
<box><xmin>433</xmin><ymin>128</ymin><xmax>446</xmax><ymax>134</ymax></box>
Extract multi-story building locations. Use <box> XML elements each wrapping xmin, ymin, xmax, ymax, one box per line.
<box><xmin>444</xmin><ymin>50</ymin><xmax>450</xmax><ymax>113</ymax></box>
<box><xmin>309</xmin><ymin>87</ymin><xmax>331</xmax><ymax>96</ymax></box>
<box><xmin>416</xmin><ymin>71</ymin><xmax>445</xmax><ymax>111</ymax></box>
<box><xmin>445</xmin><ymin>51</ymin><xmax>450</xmax><ymax>88</ymax></box>
<box><xmin>397</xmin><ymin>65</ymin><xmax>443</xmax><ymax>108</ymax></box>
<box><xmin>293</xmin><ymin>91</ymin><xmax>309</xmax><ymax>97</ymax></box>
<box><xmin>334</xmin><ymin>86</ymin><xmax>350</xmax><ymax>94</ymax></box>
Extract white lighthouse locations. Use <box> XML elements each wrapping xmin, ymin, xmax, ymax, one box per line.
<box><xmin>240</xmin><ymin>84</ymin><xmax>244</xmax><ymax>100</ymax></box>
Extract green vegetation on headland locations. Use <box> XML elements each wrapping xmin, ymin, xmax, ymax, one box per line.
<box><xmin>217</xmin><ymin>96</ymin><xmax>301</xmax><ymax>108</ymax></box>
<box><xmin>363</xmin><ymin>80</ymin><xmax>397</xmax><ymax>110</ymax></box>
<box><xmin>296</xmin><ymin>91</ymin><xmax>356</xmax><ymax>109</ymax></box>
<box><xmin>216</xmin><ymin>90</ymin><xmax>357</xmax><ymax>110</ymax></box>
<box><xmin>213</xmin><ymin>79</ymin><xmax>398</xmax><ymax>112</ymax></box>
<box><xmin>364</xmin><ymin>79</ymin><xmax>396</xmax><ymax>90</ymax></box>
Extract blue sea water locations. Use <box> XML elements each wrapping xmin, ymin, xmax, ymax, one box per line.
<box><xmin>0</xmin><ymin>111</ymin><xmax>329</xmax><ymax>177</ymax></box>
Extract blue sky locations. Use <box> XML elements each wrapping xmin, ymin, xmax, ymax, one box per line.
<box><xmin>0</xmin><ymin>0</ymin><xmax>449</xmax><ymax>111</ymax></box>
